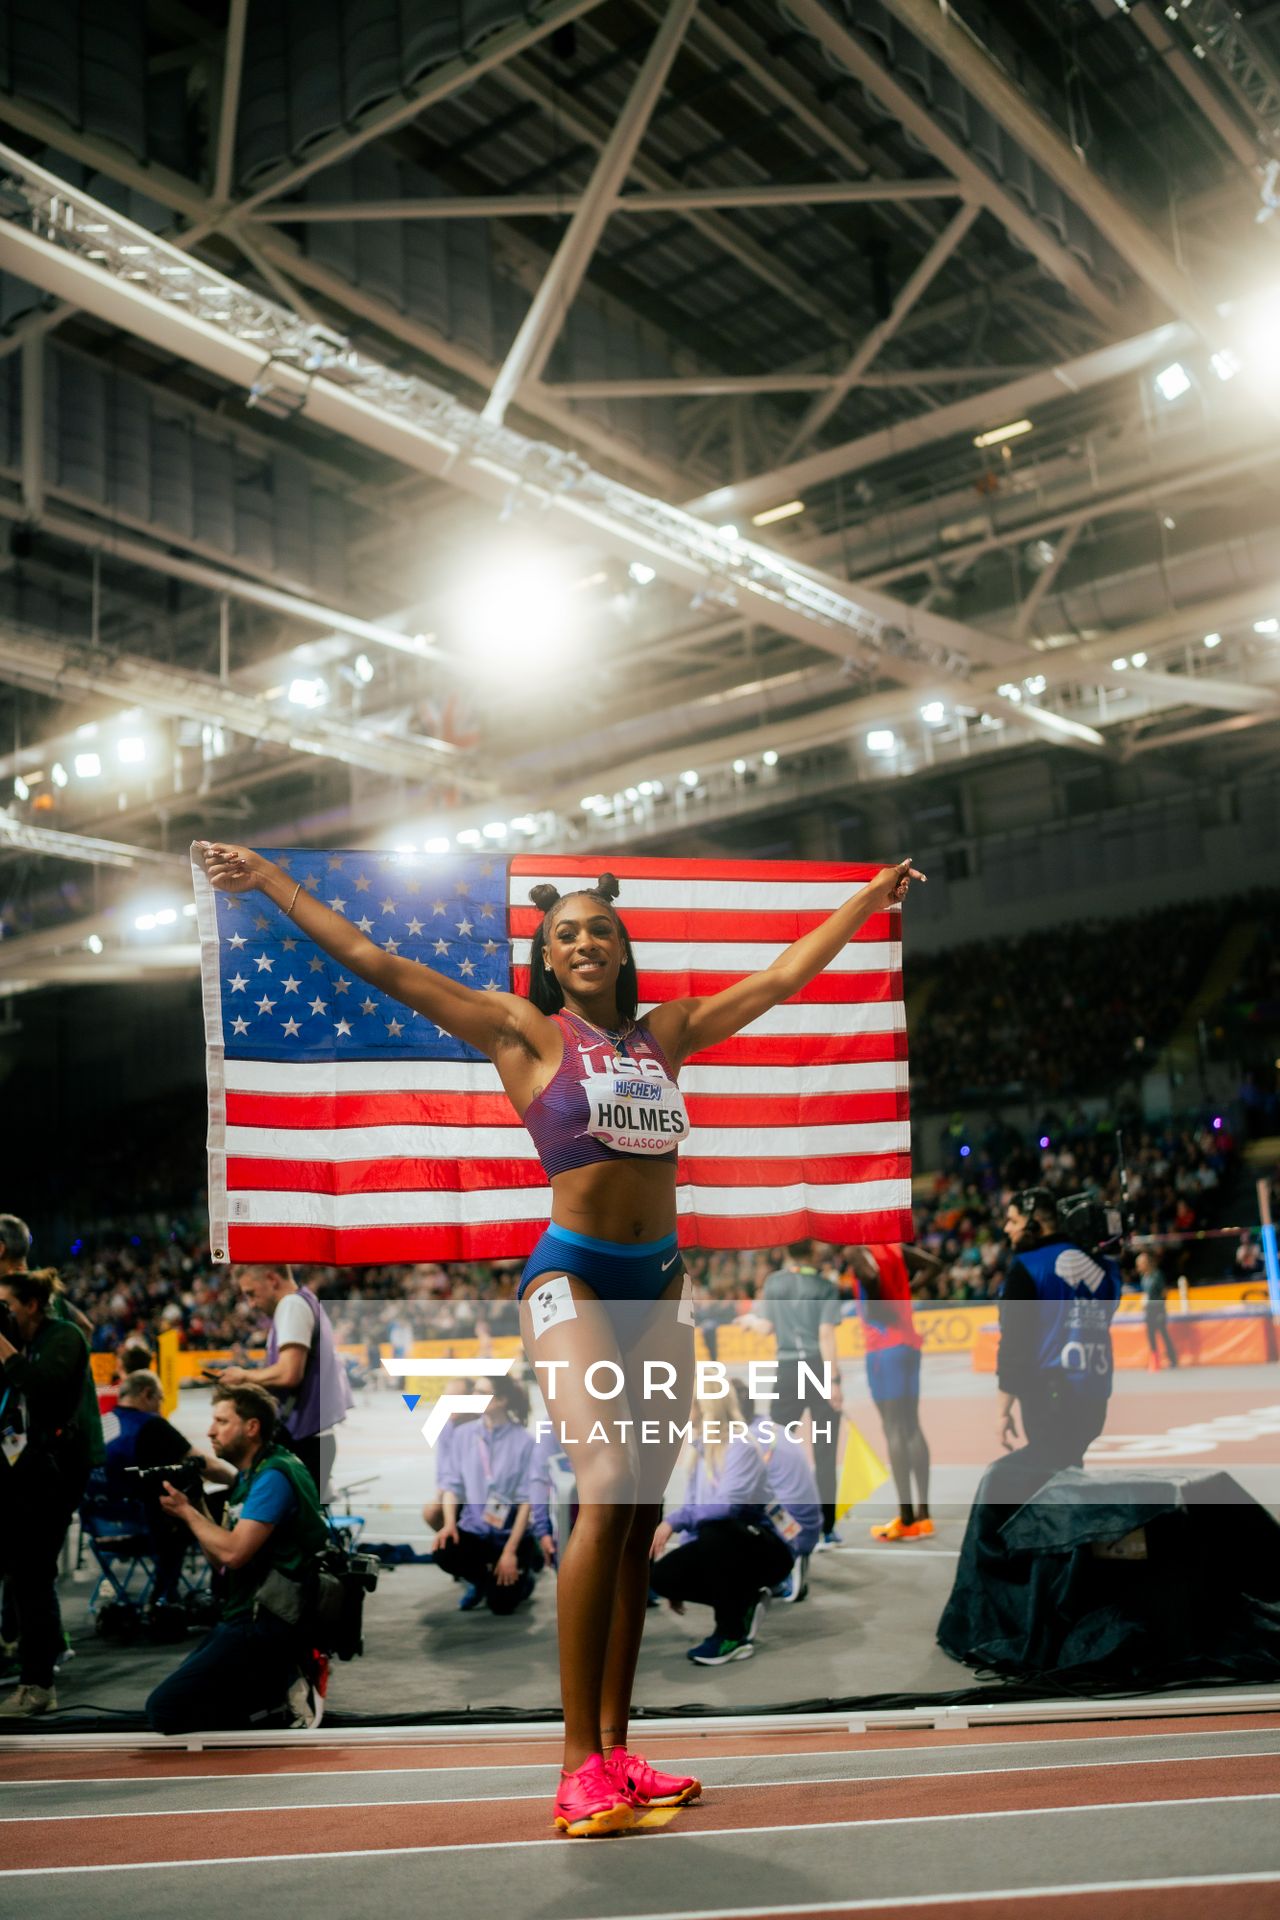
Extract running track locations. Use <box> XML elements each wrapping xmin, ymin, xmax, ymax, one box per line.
<box><xmin>2</xmin><ymin>1708</ymin><xmax>1278</xmax><ymax>1919</ymax></box>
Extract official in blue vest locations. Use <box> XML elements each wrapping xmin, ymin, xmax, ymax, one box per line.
<box><xmin>993</xmin><ymin>1187</ymin><xmax>1122</xmax><ymax>1501</ymax></box>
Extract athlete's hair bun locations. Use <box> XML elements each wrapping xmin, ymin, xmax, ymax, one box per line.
<box><xmin>528</xmin><ymin>883</ymin><xmax>561</xmax><ymax>912</ymax></box>
<box><xmin>594</xmin><ymin>872</ymin><xmax>620</xmax><ymax>902</ymax></box>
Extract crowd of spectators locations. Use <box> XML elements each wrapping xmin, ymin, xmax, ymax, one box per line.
<box><xmin>42</xmin><ymin>1099</ymin><xmax>1263</xmax><ymax>1358</ymax></box>
<box><xmin>906</xmin><ymin>894</ymin><xmax>1277</xmax><ymax>1109</ymax></box>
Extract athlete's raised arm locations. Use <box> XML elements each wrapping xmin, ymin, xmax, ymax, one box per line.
<box><xmin>196</xmin><ymin>841</ymin><xmax>546</xmax><ymax>1060</ymax></box>
<box><xmin>648</xmin><ymin>858</ymin><xmax>924</xmax><ymax>1069</ymax></box>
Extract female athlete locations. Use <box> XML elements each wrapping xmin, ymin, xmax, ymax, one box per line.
<box><xmin>198</xmin><ymin>842</ymin><xmax>922</xmax><ymax>1834</ymax></box>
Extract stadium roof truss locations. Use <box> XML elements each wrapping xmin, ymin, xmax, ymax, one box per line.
<box><xmin>0</xmin><ymin>0</ymin><xmax>1277</xmax><ymax>987</ymax></box>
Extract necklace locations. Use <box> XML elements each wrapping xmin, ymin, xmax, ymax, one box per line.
<box><xmin>567</xmin><ymin>1008</ymin><xmax>635</xmax><ymax>1051</ymax></box>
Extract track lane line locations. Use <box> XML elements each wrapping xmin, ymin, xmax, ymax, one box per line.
<box><xmin>3</xmin><ymin>1777</ymin><xmax>1278</xmax><ymax>1872</ymax></box>
<box><xmin>4</xmin><ymin>1711</ymin><xmax>1278</xmax><ymax>1784</ymax></box>
<box><xmin>7</xmin><ymin>1744</ymin><xmax>1280</xmax><ymax>1822</ymax></box>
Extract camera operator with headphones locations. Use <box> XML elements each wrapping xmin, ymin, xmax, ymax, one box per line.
<box><xmin>993</xmin><ymin>1187</ymin><xmax>1123</xmax><ymax>1501</ymax></box>
<box><xmin>145</xmin><ymin>1380</ymin><xmax>328</xmax><ymax>1733</ymax></box>
<box><xmin>0</xmin><ymin>1268</ymin><xmax>93</xmax><ymax>1717</ymax></box>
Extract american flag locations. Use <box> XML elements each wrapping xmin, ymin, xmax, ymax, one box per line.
<box><xmin>193</xmin><ymin>848</ymin><xmax>912</xmax><ymax>1265</ymax></box>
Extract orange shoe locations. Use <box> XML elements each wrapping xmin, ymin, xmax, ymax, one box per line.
<box><xmin>870</xmin><ymin>1516</ymin><xmax>931</xmax><ymax>1541</ymax></box>
<box><xmin>553</xmin><ymin>1754</ymin><xmax>635</xmax><ymax>1838</ymax></box>
<box><xmin>607</xmin><ymin>1746</ymin><xmax>701</xmax><ymax>1808</ymax></box>
<box><xmin>870</xmin><ymin>1516</ymin><xmax>912</xmax><ymax>1541</ymax></box>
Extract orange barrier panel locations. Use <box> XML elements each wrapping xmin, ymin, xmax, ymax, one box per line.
<box><xmin>974</xmin><ymin>1310</ymin><xmax>1278</xmax><ymax>1372</ymax></box>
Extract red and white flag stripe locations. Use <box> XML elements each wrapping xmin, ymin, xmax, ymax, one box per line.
<box><xmin>205</xmin><ymin>852</ymin><xmax>912</xmax><ymax>1262</ymax></box>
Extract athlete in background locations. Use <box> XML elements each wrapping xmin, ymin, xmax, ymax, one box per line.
<box><xmin>849</xmin><ymin>1243</ymin><xmax>939</xmax><ymax>1540</ymax></box>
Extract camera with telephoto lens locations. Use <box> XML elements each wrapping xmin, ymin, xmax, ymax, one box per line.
<box><xmin>122</xmin><ymin>1458</ymin><xmax>207</xmax><ymax>1499</ymax></box>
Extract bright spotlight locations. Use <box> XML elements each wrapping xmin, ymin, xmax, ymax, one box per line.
<box><xmin>1204</xmin><ymin>632</ymin><xmax>1222</xmax><ymax>648</ymax></box>
<box><xmin>1112</xmin><ymin>657</ymin><xmax>1129</xmax><ymax>671</ymax></box>
<box><xmin>920</xmin><ymin>702</ymin><xmax>946</xmax><ymax>725</ymax></box>
<box><xmin>51</xmin><ymin>762</ymin><xmax>68</xmax><ymax>788</ymax></box>
<box><xmin>456</xmin><ymin>828</ymin><xmax>482</xmax><ymax>846</ymax></box>
<box><xmin>287</xmin><ymin>677</ymin><xmax>328</xmax><ymax>709</ymax></box>
<box><xmin>134</xmin><ymin>913</ymin><xmax>157</xmax><ymax>931</ymax></box>
<box><xmin>353</xmin><ymin>652</ymin><xmax>375</xmax><ymax>684</ymax></box>
<box><xmin>74</xmin><ymin>752</ymin><xmax>102</xmax><ymax>778</ymax></box>
<box><xmin>423</xmin><ymin>835</ymin><xmax>451</xmax><ymax>854</ymax></box>
<box><xmin>482</xmin><ymin>821</ymin><xmax>508</xmax><ymax>839</ymax></box>
<box><xmin>717</xmin><ymin>524</ymin><xmax>740</xmax><ymax>541</ymax></box>
<box><xmin>13</xmin><ymin>775</ymin><xmax>29</xmax><ymax>801</ymax></box>
<box><xmin>972</xmin><ymin>418</ymin><xmax>1033</xmax><ymax>449</ymax></box>
<box><xmin>996</xmin><ymin>683</ymin><xmax>1022</xmax><ymax>701</ymax></box>
<box><xmin>628</xmin><ymin>561</ymin><xmax>656</xmax><ymax>586</ymax></box>
<box><xmin>154</xmin><ymin>907</ymin><xmax>178</xmax><ymax>926</ymax></box>
<box><xmin>1211</xmin><ymin>349</ymin><xmax>1240</xmax><ymax>381</ymax></box>
<box><xmin>732</xmin><ymin>758</ymin><xmax>747</xmax><ymax>773</ymax></box>
<box><xmin>1154</xmin><ymin>362</ymin><xmax>1191</xmax><ymax>401</ymax></box>
<box><xmin>1130</xmin><ymin>652</ymin><xmax>1148</xmax><ymax>667</ymax></box>
<box><xmin>751</xmin><ymin>500</ymin><xmax>806</xmax><ymax>527</ymax></box>
<box><xmin>456</xmin><ymin>545</ymin><xmax>579</xmax><ymax>669</ymax></box>
<box><xmin>680</xmin><ymin>769</ymin><xmax>699</xmax><ymax>787</ymax></box>
<box><xmin>117</xmin><ymin>736</ymin><xmax>147</xmax><ymax>764</ymax></box>
<box><xmin>510</xmin><ymin>816</ymin><xmax>538</xmax><ymax>834</ymax></box>
<box><xmin>761</xmin><ymin>749</ymin><xmax>779</xmax><ymax>767</ymax></box>
<box><xmin>85</xmin><ymin>934</ymin><xmax>104</xmax><ymax>954</ymax></box>
<box><xmin>1253</xmin><ymin>617</ymin><xmax>1279</xmax><ymax>634</ymax></box>
<box><xmin>637</xmin><ymin>781</ymin><xmax>655</xmax><ymax>796</ymax></box>
<box><xmin>866</xmin><ymin>729</ymin><xmax>896</xmax><ymax>753</ymax></box>
<box><xmin>1024</xmin><ymin>674</ymin><xmax>1047</xmax><ymax>696</ymax></box>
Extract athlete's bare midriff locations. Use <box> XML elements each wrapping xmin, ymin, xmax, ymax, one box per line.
<box><xmin>547</xmin><ymin>1157</ymin><xmax>678</xmax><ymax>1244</ymax></box>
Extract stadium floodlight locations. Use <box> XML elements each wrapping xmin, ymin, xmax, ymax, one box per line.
<box><xmin>116</xmin><ymin>735</ymin><xmax>147</xmax><ymax>763</ymax></box>
<box><xmin>134</xmin><ymin>913</ymin><xmax>157</xmax><ymax>931</ymax></box>
<box><xmin>997</xmin><ymin>683</ymin><xmax>1023</xmax><ymax>701</ymax></box>
<box><xmin>154</xmin><ymin>907</ymin><xmax>178</xmax><ymax>926</ymax></box>
<box><xmin>456</xmin><ymin>828</ymin><xmax>482</xmax><ymax>847</ymax></box>
<box><xmin>1130</xmin><ymin>652</ymin><xmax>1148</xmax><ymax>667</ymax></box>
<box><xmin>637</xmin><ymin>781</ymin><xmax>655</xmax><ymax>796</ymax></box>
<box><xmin>1204</xmin><ymin>632</ymin><xmax>1222</xmax><ymax>648</ymax></box>
<box><xmin>627</xmin><ymin>561</ymin><xmax>656</xmax><ymax>586</ymax></box>
<box><xmin>751</xmin><ymin>500</ymin><xmax>806</xmax><ymax>527</ymax></box>
<box><xmin>51</xmin><ymin>762</ymin><xmax>68</xmax><ymax>787</ymax></box>
<box><xmin>353</xmin><ymin>652</ymin><xmax>375</xmax><ymax>683</ymax></box>
<box><xmin>13</xmin><ymin>776</ymin><xmax>28</xmax><ymax>801</ymax></box>
<box><xmin>423</xmin><ymin>835</ymin><xmax>451</xmax><ymax>854</ymax></box>
<box><xmin>510</xmin><ymin>816</ymin><xmax>538</xmax><ymax>835</ymax></box>
<box><xmin>1112</xmin><ymin>657</ymin><xmax>1129</xmax><ymax>671</ymax></box>
<box><xmin>1024</xmin><ymin>674</ymin><xmax>1047</xmax><ymax>696</ymax></box>
<box><xmin>717</xmin><ymin>524</ymin><xmax>741</xmax><ymax>541</ymax></box>
<box><xmin>973</xmin><ymin>418</ymin><xmax>1032</xmax><ymax>449</ymax></box>
<box><xmin>680</xmin><ymin>769</ymin><xmax>699</xmax><ymax>787</ymax></box>
<box><xmin>762</xmin><ymin>749</ymin><xmax>779</xmax><ymax>766</ymax></box>
<box><xmin>1211</xmin><ymin>349</ymin><xmax>1240</xmax><ymax>381</ymax></box>
<box><xmin>85</xmin><ymin>934</ymin><xmax>104</xmax><ymax>954</ymax></box>
<box><xmin>1253</xmin><ymin>617</ymin><xmax>1279</xmax><ymax>635</ymax></box>
<box><xmin>1154</xmin><ymin>362</ymin><xmax>1191</xmax><ymax>401</ymax></box>
<box><xmin>74</xmin><ymin>751</ymin><xmax>102</xmax><ymax>778</ymax></box>
<box><xmin>482</xmin><ymin>821</ymin><xmax>508</xmax><ymax>839</ymax></box>
<box><xmin>920</xmin><ymin>702</ymin><xmax>946</xmax><ymax>724</ymax></box>
<box><xmin>456</xmin><ymin>543</ymin><xmax>579</xmax><ymax>670</ymax></box>
<box><xmin>732</xmin><ymin>758</ymin><xmax>747</xmax><ymax>773</ymax></box>
<box><xmin>287</xmin><ymin>677</ymin><xmax>328</xmax><ymax>709</ymax></box>
<box><xmin>866</xmin><ymin>729</ymin><xmax>896</xmax><ymax>753</ymax></box>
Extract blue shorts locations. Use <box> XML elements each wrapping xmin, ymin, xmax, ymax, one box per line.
<box><xmin>518</xmin><ymin>1223</ymin><xmax>682</xmax><ymax>1304</ymax></box>
<box><xmin>865</xmin><ymin>1344</ymin><xmax>922</xmax><ymax>1405</ymax></box>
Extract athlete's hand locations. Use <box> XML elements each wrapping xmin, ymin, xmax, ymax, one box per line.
<box><xmin>197</xmin><ymin>841</ymin><xmax>274</xmax><ymax>895</ymax></box>
<box><xmin>872</xmin><ymin>858</ymin><xmax>925</xmax><ymax>907</ymax></box>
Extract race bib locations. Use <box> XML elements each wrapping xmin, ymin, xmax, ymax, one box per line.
<box><xmin>767</xmin><ymin>1501</ymin><xmax>802</xmax><ymax>1544</ymax></box>
<box><xmin>582</xmin><ymin>1069</ymin><xmax>689</xmax><ymax>1156</ymax></box>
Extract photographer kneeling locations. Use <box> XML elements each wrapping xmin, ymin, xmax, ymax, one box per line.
<box><xmin>0</xmin><ymin>1268</ymin><xmax>92</xmax><ymax>1717</ymax></box>
<box><xmin>145</xmin><ymin>1382</ymin><xmax>327</xmax><ymax>1734</ymax></box>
